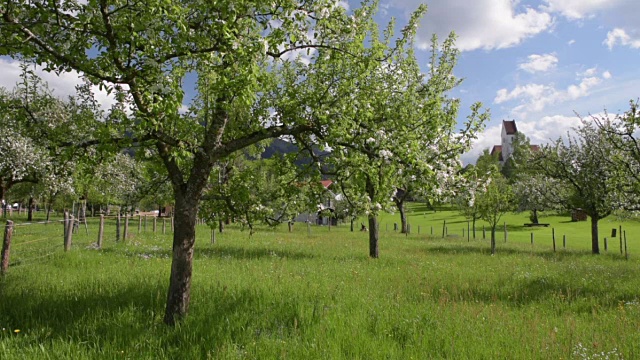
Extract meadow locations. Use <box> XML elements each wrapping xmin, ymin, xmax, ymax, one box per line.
<box><xmin>1</xmin><ymin>204</ymin><xmax>639</xmax><ymax>359</ymax></box>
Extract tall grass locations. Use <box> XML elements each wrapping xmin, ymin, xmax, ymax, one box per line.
<box><xmin>0</xmin><ymin>208</ymin><xmax>639</xmax><ymax>359</ymax></box>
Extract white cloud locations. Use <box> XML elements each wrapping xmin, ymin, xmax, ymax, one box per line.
<box><xmin>390</xmin><ymin>0</ymin><xmax>552</xmax><ymax>52</ymax></box>
<box><xmin>542</xmin><ymin>0</ymin><xmax>616</xmax><ymax>20</ymax></box>
<box><xmin>543</xmin><ymin>1</ymin><xmax>640</xmax><ymax>50</ymax></box>
<box><xmin>495</xmin><ymin>84</ymin><xmax>551</xmax><ymax>105</ymax></box>
<box><xmin>567</xmin><ymin>77</ymin><xmax>601</xmax><ymax>99</ymax></box>
<box><xmin>604</xmin><ymin>28</ymin><xmax>640</xmax><ymax>49</ymax></box>
<box><xmin>494</xmin><ymin>68</ymin><xmax>611</xmax><ymax>117</ymax></box>
<box><xmin>519</xmin><ymin>53</ymin><xmax>558</xmax><ymax>73</ymax></box>
<box><xmin>461</xmin><ymin>123</ymin><xmax>502</xmax><ymax>164</ymax></box>
<box><xmin>567</xmin><ymin>39</ymin><xmax>576</xmax><ymax>45</ymax></box>
<box><xmin>0</xmin><ymin>57</ymin><xmax>117</xmax><ymax>111</ymax></box>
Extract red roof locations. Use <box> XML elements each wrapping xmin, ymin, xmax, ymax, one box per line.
<box><xmin>530</xmin><ymin>145</ymin><xmax>540</xmax><ymax>152</ymax></box>
<box><xmin>320</xmin><ymin>180</ymin><xmax>333</xmax><ymax>189</ymax></box>
<box><xmin>503</xmin><ymin>120</ymin><xmax>518</xmax><ymax>135</ymax></box>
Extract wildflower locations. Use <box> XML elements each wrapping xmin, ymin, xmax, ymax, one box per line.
<box><xmin>14</xmin><ymin>329</ymin><xmax>20</xmax><ymax>333</ymax></box>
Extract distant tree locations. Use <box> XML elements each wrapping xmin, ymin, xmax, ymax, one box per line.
<box><xmin>88</xmin><ymin>153</ymin><xmax>145</xmax><ymax>212</ymax></box>
<box><xmin>455</xmin><ymin>149</ymin><xmax>500</xmax><ymax>237</ymax></box>
<box><xmin>592</xmin><ymin>101</ymin><xmax>640</xmax><ymax>209</ymax></box>
<box><xmin>512</xmin><ymin>175</ymin><xmax>565</xmax><ymax>224</ymax></box>
<box><xmin>476</xmin><ymin>149</ymin><xmax>501</xmax><ymax>171</ymax></box>
<box><xmin>476</xmin><ymin>176</ymin><xmax>514</xmax><ymax>255</ymax></box>
<box><xmin>393</xmin><ymin>137</ymin><xmax>466</xmax><ymax>234</ymax></box>
<box><xmin>536</xmin><ymin>123</ymin><xmax>623</xmax><ymax>254</ymax></box>
<box><xmin>0</xmin><ymin>67</ymin><xmax>86</xmax><ymax>217</ymax></box>
<box><xmin>501</xmin><ymin>132</ymin><xmax>534</xmax><ymax>182</ymax></box>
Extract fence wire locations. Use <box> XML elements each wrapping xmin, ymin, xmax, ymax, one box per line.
<box><xmin>2</xmin><ymin>215</ymin><xmax>183</xmax><ymax>269</ymax></box>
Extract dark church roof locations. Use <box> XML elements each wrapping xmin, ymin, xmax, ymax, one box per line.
<box><xmin>503</xmin><ymin>120</ymin><xmax>518</xmax><ymax>135</ymax></box>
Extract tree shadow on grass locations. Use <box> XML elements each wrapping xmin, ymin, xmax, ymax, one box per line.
<box><xmin>0</xmin><ymin>277</ymin><xmax>322</xmax><ymax>357</ymax></box>
<box><xmin>422</xmin><ymin>243</ymin><xmax>625</xmax><ymax>261</ymax></box>
<box><xmin>100</xmin><ymin>244</ymin><xmax>316</xmax><ymax>261</ymax></box>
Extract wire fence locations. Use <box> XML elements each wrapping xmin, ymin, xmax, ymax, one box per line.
<box><xmin>0</xmin><ymin>214</ymin><xmax>191</xmax><ymax>275</ymax></box>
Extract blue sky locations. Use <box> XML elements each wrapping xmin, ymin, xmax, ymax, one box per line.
<box><xmin>370</xmin><ymin>0</ymin><xmax>640</xmax><ymax>163</ymax></box>
<box><xmin>1</xmin><ymin>0</ymin><xmax>638</xmax><ymax>164</ymax></box>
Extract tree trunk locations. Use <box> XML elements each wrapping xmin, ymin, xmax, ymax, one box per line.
<box><xmin>368</xmin><ymin>216</ymin><xmax>379</xmax><ymax>258</ymax></box>
<box><xmin>491</xmin><ymin>226</ymin><xmax>496</xmax><ymax>255</ymax></box>
<box><xmin>27</xmin><ymin>197</ymin><xmax>34</xmax><ymax>221</ymax></box>
<box><xmin>472</xmin><ymin>217</ymin><xmax>476</xmax><ymax>239</ymax></box>
<box><xmin>590</xmin><ymin>216</ymin><xmax>600</xmax><ymax>254</ymax></box>
<box><xmin>350</xmin><ymin>217</ymin><xmax>354</xmax><ymax>232</ymax></box>
<box><xmin>0</xmin><ymin>186</ymin><xmax>5</xmax><ymax>218</ymax></box>
<box><xmin>532</xmin><ymin>209</ymin><xmax>539</xmax><ymax>224</ymax></box>
<box><xmin>218</xmin><ymin>219</ymin><xmax>224</xmax><ymax>233</ymax></box>
<box><xmin>397</xmin><ymin>199</ymin><xmax>407</xmax><ymax>233</ymax></box>
<box><xmin>164</xmin><ymin>192</ymin><xmax>198</xmax><ymax>325</ymax></box>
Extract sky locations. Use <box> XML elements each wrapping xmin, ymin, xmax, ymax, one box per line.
<box><xmin>1</xmin><ymin>0</ymin><xmax>638</xmax><ymax>164</ymax></box>
<box><xmin>376</xmin><ymin>0</ymin><xmax>640</xmax><ymax>163</ymax></box>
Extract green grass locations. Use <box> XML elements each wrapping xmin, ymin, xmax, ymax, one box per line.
<box><xmin>1</xmin><ymin>207</ymin><xmax>639</xmax><ymax>359</ymax></box>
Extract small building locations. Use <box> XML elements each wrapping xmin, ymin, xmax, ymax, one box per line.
<box><xmin>571</xmin><ymin>208</ymin><xmax>588</xmax><ymax>222</ymax></box>
<box><xmin>295</xmin><ymin>180</ymin><xmax>341</xmax><ymax>225</ymax></box>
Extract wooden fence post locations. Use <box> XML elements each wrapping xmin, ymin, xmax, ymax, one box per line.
<box><xmin>171</xmin><ymin>217</ymin><xmax>174</xmax><ymax>232</ymax></box>
<box><xmin>620</xmin><ymin>233</ymin><xmax>623</xmax><ymax>255</ymax></box>
<box><xmin>483</xmin><ymin>225</ymin><xmax>486</xmax><ymax>240</ymax></box>
<box><xmin>563</xmin><ymin>235</ymin><xmax>566</xmax><ymax>249</ymax></box>
<box><xmin>98</xmin><ymin>214</ymin><xmax>104</xmax><ymax>249</ymax></box>
<box><xmin>467</xmin><ymin>221</ymin><xmax>470</xmax><ymax>242</ymax></box>
<box><xmin>123</xmin><ymin>214</ymin><xmax>129</xmax><ymax>241</ymax></box>
<box><xmin>138</xmin><ymin>215</ymin><xmax>142</xmax><ymax>234</ymax></box>
<box><xmin>1</xmin><ymin>220</ymin><xmax>14</xmax><ymax>276</ymax></box>
<box><xmin>530</xmin><ymin>232</ymin><xmax>534</xmax><ymax>246</ymax></box>
<box><xmin>442</xmin><ymin>220</ymin><xmax>446</xmax><ymax>238</ymax></box>
<box><xmin>163</xmin><ymin>218</ymin><xmax>166</xmax><ymax>234</ymax></box>
<box><xmin>504</xmin><ymin>222</ymin><xmax>507</xmax><ymax>243</ymax></box>
<box><xmin>624</xmin><ymin>230</ymin><xmax>628</xmax><ymax>260</ymax></box>
<box><xmin>604</xmin><ymin>238</ymin><xmax>608</xmax><ymax>252</ymax></box>
<box><xmin>211</xmin><ymin>227</ymin><xmax>215</xmax><ymax>244</ymax></box>
<box><xmin>116</xmin><ymin>212</ymin><xmax>121</xmax><ymax>241</ymax></box>
<box><xmin>63</xmin><ymin>211</ymin><xmax>69</xmax><ymax>242</ymax></box>
<box><xmin>144</xmin><ymin>215</ymin><xmax>147</xmax><ymax>232</ymax></box>
<box><xmin>153</xmin><ymin>217</ymin><xmax>157</xmax><ymax>233</ymax></box>
<box><xmin>65</xmin><ymin>215</ymin><xmax>74</xmax><ymax>251</ymax></box>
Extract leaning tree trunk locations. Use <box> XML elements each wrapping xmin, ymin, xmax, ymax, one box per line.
<box><xmin>590</xmin><ymin>215</ymin><xmax>600</xmax><ymax>254</ymax></box>
<box><xmin>164</xmin><ymin>192</ymin><xmax>199</xmax><ymax>325</ymax></box>
<box><xmin>491</xmin><ymin>226</ymin><xmax>496</xmax><ymax>255</ymax></box>
<box><xmin>368</xmin><ymin>215</ymin><xmax>379</xmax><ymax>258</ymax></box>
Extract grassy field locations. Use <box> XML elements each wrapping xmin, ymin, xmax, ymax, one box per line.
<box><xmin>1</xmin><ymin>206</ymin><xmax>639</xmax><ymax>359</ymax></box>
